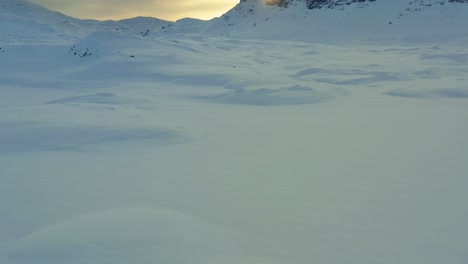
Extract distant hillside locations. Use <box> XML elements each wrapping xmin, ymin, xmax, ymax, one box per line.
<box><xmin>264</xmin><ymin>0</ymin><xmax>468</xmax><ymax>9</ymax></box>
<box><xmin>207</xmin><ymin>0</ymin><xmax>468</xmax><ymax>42</ymax></box>
<box><xmin>0</xmin><ymin>0</ymin><xmax>174</xmax><ymax>44</ymax></box>
<box><xmin>1</xmin><ymin>0</ymin><xmax>467</xmax><ymax>45</ymax></box>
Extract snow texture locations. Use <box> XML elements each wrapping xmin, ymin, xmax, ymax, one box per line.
<box><xmin>1</xmin><ymin>0</ymin><xmax>468</xmax><ymax>264</ymax></box>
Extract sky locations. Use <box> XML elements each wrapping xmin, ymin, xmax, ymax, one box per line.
<box><xmin>29</xmin><ymin>0</ymin><xmax>239</xmax><ymax>21</ymax></box>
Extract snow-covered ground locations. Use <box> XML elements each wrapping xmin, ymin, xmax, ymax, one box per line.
<box><xmin>1</xmin><ymin>0</ymin><xmax>468</xmax><ymax>263</ymax></box>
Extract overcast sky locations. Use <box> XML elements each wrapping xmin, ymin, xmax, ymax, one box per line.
<box><xmin>30</xmin><ymin>0</ymin><xmax>239</xmax><ymax>21</ymax></box>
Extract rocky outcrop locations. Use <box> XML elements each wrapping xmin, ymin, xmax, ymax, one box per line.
<box><xmin>306</xmin><ymin>0</ymin><xmax>375</xmax><ymax>9</ymax></box>
<box><xmin>253</xmin><ymin>0</ymin><xmax>466</xmax><ymax>9</ymax></box>
<box><xmin>265</xmin><ymin>0</ymin><xmax>289</xmax><ymax>7</ymax></box>
<box><xmin>248</xmin><ymin>0</ymin><xmax>377</xmax><ymax>9</ymax></box>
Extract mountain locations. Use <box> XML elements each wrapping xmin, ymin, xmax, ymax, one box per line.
<box><xmin>0</xmin><ymin>0</ymin><xmax>91</xmax><ymax>43</ymax></box>
<box><xmin>207</xmin><ymin>0</ymin><xmax>468</xmax><ymax>43</ymax></box>
<box><xmin>0</xmin><ymin>0</ymin><xmax>175</xmax><ymax>44</ymax></box>
<box><xmin>275</xmin><ymin>0</ymin><xmax>468</xmax><ymax>9</ymax></box>
<box><xmin>2</xmin><ymin>0</ymin><xmax>468</xmax><ymax>44</ymax></box>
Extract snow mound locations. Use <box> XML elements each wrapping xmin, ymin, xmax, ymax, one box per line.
<box><xmin>117</xmin><ymin>16</ymin><xmax>172</xmax><ymax>32</ymax></box>
<box><xmin>164</xmin><ymin>18</ymin><xmax>215</xmax><ymax>35</ymax></box>
<box><xmin>3</xmin><ymin>207</ymin><xmax>205</xmax><ymax>264</ymax></box>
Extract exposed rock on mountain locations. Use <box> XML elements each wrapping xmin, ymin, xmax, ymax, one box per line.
<box><xmin>265</xmin><ymin>0</ymin><xmax>378</xmax><ymax>9</ymax></box>
<box><xmin>305</xmin><ymin>0</ymin><xmax>376</xmax><ymax>9</ymax></box>
<box><xmin>245</xmin><ymin>0</ymin><xmax>467</xmax><ymax>9</ymax></box>
<box><xmin>265</xmin><ymin>0</ymin><xmax>290</xmax><ymax>7</ymax></box>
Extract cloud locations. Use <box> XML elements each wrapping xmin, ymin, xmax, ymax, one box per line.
<box><xmin>30</xmin><ymin>0</ymin><xmax>238</xmax><ymax>21</ymax></box>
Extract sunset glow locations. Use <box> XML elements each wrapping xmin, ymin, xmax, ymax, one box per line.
<box><xmin>30</xmin><ymin>0</ymin><xmax>239</xmax><ymax>21</ymax></box>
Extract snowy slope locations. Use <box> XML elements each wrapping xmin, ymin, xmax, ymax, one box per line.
<box><xmin>208</xmin><ymin>0</ymin><xmax>468</xmax><ymax>42</ymax></box>
<box><xmin>0</xmin><ymin>0</ymin><xmax>174</xmax><ymax>44</ymax></box>
<box><xmin>0</xmin><ymin>0</ymin><xmax>97</xmax><ymax>43</ymax></box>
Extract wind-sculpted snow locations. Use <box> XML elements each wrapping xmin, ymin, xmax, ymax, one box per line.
<box><xmin>0</xmin><ymin>122</ymin><xmax>187</xmax><ymax>153</ymax></box>
<box><xmin>385</xmin><ymin>88</ymin><xmax>468</xmax><ymax>99</ymax></box>
<box><xmin>199</xmin><ymin>86</ymin><xmax>336</xmax><ymax>105</ymax></box>
<box><xmin>46</xmin><ymin>93</ymin><xmax>147</xmax><ymax>105</ymax></box>
<box><xmin>295</xmin><ymin>68</ymin><xmax>407</xmax><ymax>85</ymax></box>
<box><xmin>421</xmin><ymin>53</ymin><xmax>468</xmax><ymax>64</ymax></box>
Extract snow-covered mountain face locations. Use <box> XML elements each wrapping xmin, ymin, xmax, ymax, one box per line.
<box><xmin>208</xmin><ymin>0</ymin><xmax>468</xmax><ymax>42</ymax></box>
<box><xmin>2</xmin><ymin>0</ymin><xmax>468</xmax><ymax>45</ymax></box>
<box><xmin>264</xmin><ymin>0</ymin><xmax>468</xmax><ymax>9</ymax></box>
<box><xmin>0</xmin><ymin>0</ymin><xmax>125</xmax><ymax>44</ymax></box>
<box><xmin>264</xmin><ymin>0</ymin><xmax>378</xmax><ymax>9</ymax></box>
<box><xmin>0</xmin><ymin>0</ymin><xmax>211</xmax><ymax>45</ymax></box>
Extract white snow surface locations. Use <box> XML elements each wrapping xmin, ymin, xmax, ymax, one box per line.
<box><xmin>1</xmin><ymin>0</ymin><xmax>468</xmax><ymax>263</ymax></box>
